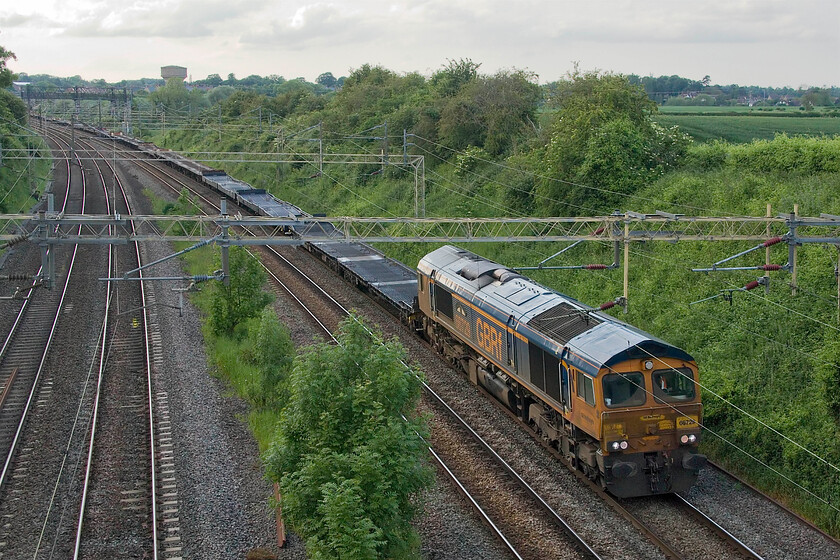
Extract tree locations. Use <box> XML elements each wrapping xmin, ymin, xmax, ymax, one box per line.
<box><xmin>208</xmin><ymin>85</ymin><xmax>235</xmax><ymax>105</ymax></box>
<box><xmin>265</xmin><ymin>316</ymin><xmax>432</xmax><ymax>559</ymax></box>
<box><xmin>0</xmin><ymin>90</ymin><xmax>27</xmax><ymax>125</ymax></box>
<box><xmin>209</xmin><ymin>246</ymin><xmax>273</xmax><ymax>335</ymax></box>
<box><xmin>149</xmin><ymin>77</ymin><xmax>190</xmax><ymax>110</ymax></box>
<box><xmin>430</xmin><ymin>58</ymin><xmax>480</xmax><ymax>97</ymax></box>
<box><xmin>221</xmin><ymin>90</ymin><xmax>262</xmax><ymax>117</ymax></box>
<box><xmin>0</xmin><ymin>45</ymin><xmax>17</xmax><ymax>88</ymax></box>
<box><xmin>438</xmin><ymin>68</ymin><xmax>541</xmax><ymax>155</ymax></box>
<box><xmin>205</xmin><ymin>73</ymin><xmax>223</xmax><ymax>87</ymax></box>
<box><xmin>801</xmin><ymin>88</ymin><xmax>832</xmax><ymax>108</ymax></box>
<box><xmin>316</xmin><ymin>72</ymin><xmax>337</xmax><ymax>89</ymax></box>
<box><xmin>537</xmin><ymin>68</ymin><xmax>690</xmax><ymax>214</ymax></box>
<box><xmin>250</xmin><ymin>307</ymin><xmax>294</xmax><ymax>407</ymax></box>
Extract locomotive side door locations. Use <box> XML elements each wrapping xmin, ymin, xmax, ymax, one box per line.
<box><xmin>506</xmin><ymin>314</ymin><xmax>516</xmax><ymax>371</ymax></box>
<box><xmin>560</xmin><ymin>348</ymin><xmax>571</xmax><ymax>412</ymax></box>
<box><xmin>429</xmin><ymin>270</ymin><xmax>437</xmax><ymax>315</ymax></box>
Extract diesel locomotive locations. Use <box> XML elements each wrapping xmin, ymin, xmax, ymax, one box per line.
<box><xmin>417</xmin><ymin>245</ymin><xmax>706</xmax><ymax>497</ymax></box>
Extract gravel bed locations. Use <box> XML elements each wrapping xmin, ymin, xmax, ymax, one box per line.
<box><xmin>623</xmin><ymin>496</ymin><xmax>749</xmax><ymax>559</ymax></box>
<box><xmin>684</xmin><ymin>467</ymin><xmax>840</xmax><ymax>560</ymax></box>
<box><xmin>125</xmin><ymin>162</ymin><xmax>282</xmax><ymax>559</ymax></box>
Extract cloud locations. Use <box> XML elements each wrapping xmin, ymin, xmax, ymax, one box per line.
<box><xmin>0</xmin><ymin>11</ymin><xmax>63</xmax><ymax>30</ymax></box>
<box><xmin>242</xmin><ymin>3</ymin><xmax>380</xmax><ymax>49</ymax></box>
<box><xmin>1</xmin><ymin>0</ymin><xmax>835</xmax><ymax>86</ymax></box>
<box><xmin>45</xmin><ymin>0</ymin><xmax>261</xmax><ymax>39</ymax></box>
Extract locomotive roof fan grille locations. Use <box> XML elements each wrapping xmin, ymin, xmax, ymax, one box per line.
<box><xmin>528</xmin><ymin>302</ymin><xmax>602</xmax><ymax>345</ymax></box>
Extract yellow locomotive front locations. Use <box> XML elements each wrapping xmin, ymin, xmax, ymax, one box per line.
<box><xmin>590</xmin><ymin>357</ymin><xmax>706</xmax><ymax>496</ymax></box>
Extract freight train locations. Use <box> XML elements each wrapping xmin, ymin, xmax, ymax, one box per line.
<box><xmin>69</xmin><ymin>122</ymin><xmax>706</xmax><ymax>497</ymax></box>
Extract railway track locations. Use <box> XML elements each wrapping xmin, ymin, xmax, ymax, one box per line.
<box><xmin>76</xmin><ymin>126</ymin><xmax>840</xmax><ymax>559</ymax></box>
<box><xmin>0</xmin><ymin>126</ymin><xmax>117</xmax><ymax>558</ymax></box>
<box><xmin>0</xmin><ymin>125</ymin><xmax>168</xmax><ymax>559</ymax></box>
<box><xmin>69</xmin><ymin>133</ymin><xmax>162</xmax><ymax>559</ymax></box>
<box><xmin>98</xmin><ymin>135</ymin><xmax>603</xmax><ymax>558</ymax></box>
<box><xmin>0</xmin><ymin>136</ymin><xmax>75</xmax><ymax>494</ymax></box>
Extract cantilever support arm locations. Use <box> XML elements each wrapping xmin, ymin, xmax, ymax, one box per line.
<box><xmin>122</xmin><ymin>234</ymin><xmax>222</xmax><ymax>279</ymax></box>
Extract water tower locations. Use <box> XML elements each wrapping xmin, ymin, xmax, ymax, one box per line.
<box><xmin>161</xmin><ymin>66</ymin><xmax>187</xmax><ymax>80</ymax></box>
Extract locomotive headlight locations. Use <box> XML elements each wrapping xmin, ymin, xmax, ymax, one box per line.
<box><xmin>609</xmin><ymin>440</ymin><xmax>629</xmax><ymax>452</ymax></box>
<box><xmin>680</xmin><ymin>434</ymin><xmax>699</xmax><ymax>445</ymax></box>
<box><xmin>644</xmin><ymin>360</ymin><xmax>654</xmax><ymax>370</ymax></box>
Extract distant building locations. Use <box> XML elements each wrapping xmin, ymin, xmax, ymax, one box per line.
<box><xmin>12</xmin><ymin>81</ymin><xmax>31</xmax><ymax>98</ymax></box>
<box><xmin>161</xmin><ymin>66</ymin><xmax>187</xmax><ymax>80</ymax></box>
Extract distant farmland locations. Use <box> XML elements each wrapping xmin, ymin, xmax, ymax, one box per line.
<box><xmin>654</xmin><ymin>111</ymin><xmax>840</xmax><ymax>143</ymax></box>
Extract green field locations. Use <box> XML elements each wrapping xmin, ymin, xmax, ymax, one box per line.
<box><xmin>658</xmin><ymin>105</ymin><xmax>813</xmax><ymax>115</ymax></box>
<box><xmin>654</xmin><ymin>114</ymin><xmax>840</xmax><ymax>143</ymax></box>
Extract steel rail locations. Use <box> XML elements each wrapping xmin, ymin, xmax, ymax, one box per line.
<box><xmin>70</xmin><ymin>135</ymin><xmax>117</xmax><ymax>559</ymax></box>
<box><xmin>671</xmin><ymin>494</ymin><xmax>764</xmax><ymax>559</ymax></box>
<box><xmin>26</xmin><ymin>129</ymin><xmax>120</xmax><ymax>559</ymax></box>
<box><xmin>0</xmin><ymin>134</ymin><xmax>80</xmax><ymax>493</ymax></box>
<box><xmin>708</xmin><ymin>460</ymin><xmax>840</xmax><ymax>547</ymax></box>
<box><xmin>70</xmin><ymin>133</ymin><xmax>158</xmax><ymax>559</ymax></box>
<box><xmin>116</xmin><ymin>141</ymin><xmax>538</xmax><ymax>560</ymax></box>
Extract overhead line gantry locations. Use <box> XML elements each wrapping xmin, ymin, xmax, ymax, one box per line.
<box><xmin>3</xmin><ymin>208</ymin><xmax>839</xmax><ymax>306</ymax></box>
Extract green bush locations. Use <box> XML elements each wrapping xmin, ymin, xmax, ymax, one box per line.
<box><xmin>208</xmin><ymin>246</ymin><xmax>273</xmax><ymax>335</ymax></box>
<box><xmin>265</xmin><ymin>316</ymin><xmax>432</xmax><ymax>559</ymax></box>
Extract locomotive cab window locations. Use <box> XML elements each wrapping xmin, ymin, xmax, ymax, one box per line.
<box><xmin>575</xmin><ymin>370</ymin><xmax>595</xmax><ymax>406</ymax></box>
<box><xmin>603</xmin><ymin>372</ymin><xmax>645</xmax><ymax>408</ymax></box>
<box><xmin>652</xmin><ymin>368</ymin><xmax>695</xmax><ymax>402</ymax></box>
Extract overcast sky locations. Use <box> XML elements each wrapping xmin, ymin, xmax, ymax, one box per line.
<box><xmin>1</xmin><ymin>0</ymin><xmax>837</xmax><ymax>88</ymax></box>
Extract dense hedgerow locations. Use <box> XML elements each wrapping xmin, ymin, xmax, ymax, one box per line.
<box><xmin>684</xmin><ymin>134</ymin><xmax>840</xmax><ymax>174</ymax></box>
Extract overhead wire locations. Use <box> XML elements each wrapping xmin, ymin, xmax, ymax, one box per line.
<box><xmin>400</xmin><ymin>135</ymin><xmax>840</xmax><ymax>502</ymax></box>
<box><xmin>53</xmin><ymin>102</ymin><xmax>840</xmax><ymax>509</ymax></box>
<box><xmin>572</xmin><ymin>342</ymin><xmax>840</xmax><ymax>512</ymax></box>
<box><xmin>410</xmin><ymin>134</ymin><xmax>761</xmax><ymax>218</ymax></box>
